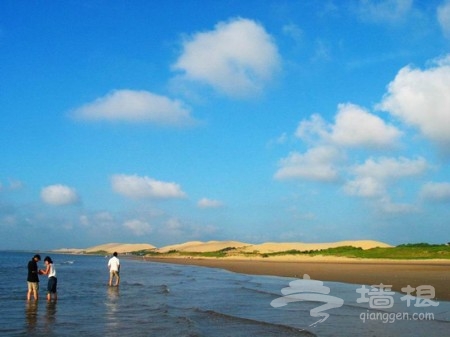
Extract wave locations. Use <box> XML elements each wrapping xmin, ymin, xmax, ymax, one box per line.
<box><xmin>61</xmin><ymin>260</ymin><xmax>75</xmax><ymax>265</ymax></box>
<box><xmin>193</xmin><ymin>308</ymin><xmax>316</xmax><ymax>336</ymax></box>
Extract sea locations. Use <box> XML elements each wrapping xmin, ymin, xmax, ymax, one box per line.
<box><xmin>0</xmin><ymin>251</ymin><xmax>448</xmax><ymax>337</ymax></box>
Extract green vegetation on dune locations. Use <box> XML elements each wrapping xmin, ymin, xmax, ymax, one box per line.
<box><xmin>139</xmin><ymin>247</ymin><xmax>239</xmax><ymax>258</ymax></box>
<box><xmin>303</xmin><ymin>243</ymin><xmax>450</xmax><ymax>259</ymax></box>
<box><xmin>85</xmin><ymin>250</ymin><xmax>109</xmax><ymax>255</ymax></box>
<box><xmin>264</xmin><ymin>243</ymin><xmax>450</xmax><ymax>259</ymax></box>
<box><xmin>141</xmin><ymin>243</ymin><xmax>450</xmax><ymax>260</ymax></box>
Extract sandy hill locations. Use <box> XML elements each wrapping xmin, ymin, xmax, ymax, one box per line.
<box><xmin>85</xmin><ymin>243</ymin><xmax>156</xmax><ymax>254</ymax></box>
<box><xmin>241</xmin><ymin>240</ymin><xmax>391</xmax><ymax>253</ymax></box>
<box><xmin>55</xmin><ymin>240</ymin><xmax>391</xmax><ymax>255</ymax></box>
<box><xmin>157</xmin><ymin>240</ymin><xmax>251</xmax><ymax>253</ymax></box>
<box><xmin>156</xmin><ymin>239</ymin><xmax>390</xmax><ymax>253</ymax></box>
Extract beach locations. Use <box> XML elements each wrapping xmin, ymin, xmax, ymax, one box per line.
<box><xmin>69</xmin><ymin>241</ymin><xmax>450</xmax><ymax>301</ymax></box>
<box><xmin>145</xmin><ymin>256</ymin><xmax>450</xmax><ymax>301</ymax></box>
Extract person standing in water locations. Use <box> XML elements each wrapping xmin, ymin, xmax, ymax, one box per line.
<box><xmin>40</xmin><ymin>256</ymin><xmax>57</xmax><ymax>301</ymax></box>
<box><xmin>107</xmin><ymin>252</ymin><xmax>120</xmax><ymax>287</ymax></box>
<box><xmin>27</xmin><ymin>254</ymin><xmax>41</xmax><ymax>301</ymax></box>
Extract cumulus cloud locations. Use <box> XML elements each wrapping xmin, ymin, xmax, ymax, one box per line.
<box><xmin>274</xmin><ymin>146</ymin><xmax>342</xmax><ymax>182</ymax></box>
<box><xmin>71</xmin><ymin>89</ymin><xmax>195</xmax><ymax>126</ymax></box>
<box><xmin>437</xmin><ymin>0</ymin><xmax>450</xmax><ymax>38</ymax></box>
<box><xmin>198</xmin><ymin>198</ymin><xmax>223</xmax><ymax>208</ymax></box>
<box><xmin>295</xmin><ymin>104</ymin><xmax>401</xmax><ymax>150</ymax></box>
<box><xmin>111</xmin><ymin>174</ymin><xmax>186</xmax><ymax>199</ymax></box>
<box><xmin>344</xmin><ymin>176</ymin><xmax>385</xmax><ymax>198</ymax></box>
<box><xmin>295</xmin><ymin>114</ymin><xmax>329</xmax><ymax>143</ymax></box>
<box><xmin>355</xmin><ymin>0</ymin><xmax>413</xmax><ymax>24</ymax></box>
<box><xmin>420</xmin><ymin>182</ymin><xmax>450</xmax><ymax>202</ymax></box>
<box><xmin>344</xmin><ymin>156</ymin><xmax>428</xmax><ymax>197</ymax></box>
<box><xmin>329</xmin><ymin>103</ymin><xmax>401</xmax><ymax>148</ymax></box>
<box><xmin>123</xmin><ymin>219</ymin><xmax>153</xmax><ymax>236</ymax></box>
<box><xmin>172</xmin><ymin>17</ymin><xmax>280</xmax><ymax>98</ymax></box>
<box><xmin>275</xmin><ymin>55</ymin><xmax>446</xmax><ymax>216</ymax></box>
<box><xmin>378</xmin><ymin>55</ymin><xmax>450</xmax><ymax>152</ymax></box>
<box><xmin>41</xmin><ymin>184</ymin><xmax>79</xmax><ymax>206</ymax></box>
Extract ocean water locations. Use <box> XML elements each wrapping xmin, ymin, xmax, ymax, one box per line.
<box><xmin>0</xmin><ymin>252</ymin><xmax>448</xmax><ymax>337</ymax></box>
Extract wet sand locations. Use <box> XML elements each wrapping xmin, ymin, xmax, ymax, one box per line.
<box><xmin>145</xmin><ymin>257</ymin><xmax>450</xmax><ymax>301</ymax></box>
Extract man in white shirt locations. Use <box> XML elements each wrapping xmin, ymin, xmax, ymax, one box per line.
<box><xmin>108</xmin><ymin>252</ymin><xmax>120</xmax><ymax>287</ymax></box>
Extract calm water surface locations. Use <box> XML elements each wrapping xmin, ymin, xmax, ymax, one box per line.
<box><xmin>0</xmin><ymin>251</ymin><xmax>448</xmax><ymax>336</ymax></box>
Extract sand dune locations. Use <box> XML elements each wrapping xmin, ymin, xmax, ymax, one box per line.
<box><xmin>85</xmin><ymin>243</ymin><xmax>156</xmax><ymax>254</ymax></box>
<box><xmin>242</xmin><ymin>240</ymin><xmax>391</xmax><ymax>253</ymax></box>
<box><xmin>156</xmin><ymin>241</ymin><xmax>205</xmax><ymax>253</ymax></box>
<box><xmin>157</xmin><ymin>239</ymin><xmax>390</xmax><ymax>253</ymax></box>
<box><xmin>59</xmin><ymin>239</ymin><xmax>391</xmax><ymax>255</ymax></box>
<box><xmin>157</xmin><ymin>240</ymin><xmax>251</xmax><ymax>253</ymax></box>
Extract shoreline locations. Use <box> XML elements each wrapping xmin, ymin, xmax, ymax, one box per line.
<box><xmin>142</xmin><ymin>256</ymin><xmax>450</xmax><ymax>301</ymax></box>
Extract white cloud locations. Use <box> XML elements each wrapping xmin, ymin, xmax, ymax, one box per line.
<box><xmin>437</xmin><ymin>1</ymin><xmax>450</xmax><ymax>38</ymax></box>
<box><xmin>378</xmin><ymin>55</ymin><xmax>450</xmax><ymax>151</ymax></box>
<box><xmin>172</xmin><ymin>17</ymin><xmax>281</xmax><ymax>98</ymax></box>
<box><xmin>198</xmin><ymin>198</ymin><xmax>223</xmax><ymax>208</ymax></box>
<box><xmin>111</xmin><ymin>174</ymin><xmax>186</xmax><ymax>199</ymax></box>
<box><xmin>356</xmin><ymin>0</ymin><xmax>413</xmax><ymax>24</ymax></box>
<box><xmin>295</xmin><ymin>104</ymin><xmax>401</xmax><ymax>150</ymax></box>
<box><xmin>295</xmin><ymin>114</ymin><xmax>329</xmax><ymax>143</ymax></box>
<box><xmin>344</xmin><ymin>176</ymin><xmax>385</xmax><ymax>198</ymax></box>
<box><xmin>123</xmin><ymin>219</ymin><xmax>153</xmax><ymax>236</ymax></box>
<box><xmin>344</xmin><ymin>156</ymin><xmax>428</xmax><ymax>197</ymax></box>
<box><xmin>71</xmin><ymin>89</ymin><xmax>195</xmax><ymax>126</ymax></box>
<box><xmin>274</xmin><ymin>146</ymin><xmax>342</xmax><ymax>182</ymax></box>
<box><xmin>420</xmin><ymin>182</ymin><xmax>450</xmax><ymax>202</ymax></box>
<box><xmin>329</xmin><ymin>103</ymin><xmax>401</xmax><ymax>149</ymax></box>
<box><xmin>352</xmin><ymin>156</ymin><xmax>428</xmax><ymax>180</ymax></box>
<box><xmin>41</xmin><ymin>184</ymin><xmax>79</xmax><ymax>206</ymax></box>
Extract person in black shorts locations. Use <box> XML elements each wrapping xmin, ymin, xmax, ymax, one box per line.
<box><xmin>40</xmin><ymin>256</ymin><xmax>57</xmax><ymax>301</ymax></box>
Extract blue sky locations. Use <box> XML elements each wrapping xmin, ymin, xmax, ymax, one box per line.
<box><xmin>1</xmin><ymin>0</ymin><xmax>450</xmax><ymax>250</ymax></box>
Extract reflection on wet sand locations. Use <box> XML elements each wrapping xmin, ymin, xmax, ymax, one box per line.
<box><xmin>106</xmin><ymin>286</ymin><xmax>120</xmax><ymax>333</ymax></box>
<box><xmin>44</xmin><ymin>301</ymin><xmax>57</xmax><ymax>331</ymax></box>
<box><xmin>106</xmin><ymin>286</ymin><xmax>120</xmax><ymax>312</ymax></box>
<box><xmin>25</xmin><ymin>301</ymin><xmax>38</xmax><ymax>332</ymax></box>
